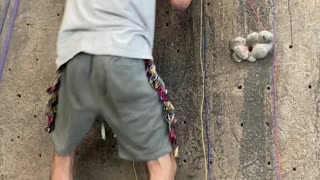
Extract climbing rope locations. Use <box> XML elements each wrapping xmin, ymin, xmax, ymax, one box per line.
<box><xmin>202</xmin><ymin>3</ymin><xmax>212</xmax><ymax>180</ymax></box>
<box><xmin>199</xmin><ymin>0</ymin><xmax>209</xmax><ymax>179</ymax></box>
<box><xmin>246</xmin><ymin>0</ymin><xmax>267</xmax><ymax>31</ymax></box>
<box><xmin>133</xmin><ymin>162</ymin><xmax>138</xmax><ymax>180</ymax></box>
<box><xmin>0</xmin><ymin>0</ymin><xmax>10</xmax><ymax>36</ymax></box>
<box><xmin>0</xmin><ymin>0</ymin><xmax>20</xmax><ymax>81</ymax></box>
<box><xmin>246</xmin><ymin>1</ymin><xmax>283</xmax><ymax>179</ymax></box>
<box><xmin>269</xmin><ymin>0</ymin><xmax>283</xmax><ymax>179</ymax></box>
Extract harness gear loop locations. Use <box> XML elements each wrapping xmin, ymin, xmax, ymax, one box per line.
<box><xmin>145</xmin><ymin>60</ymin><xmax>179</xmax><ymax>158</ymax></box>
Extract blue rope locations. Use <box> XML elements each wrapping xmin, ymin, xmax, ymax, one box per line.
<box><xmin>0</xmin><ymin>0</ymin><xmax>20</xmax><ymax>81</ymax></box>
<box><xmin>0</xmin><ymin>0</ymin><xmax>10</xmax><ymax>36</ymax></box>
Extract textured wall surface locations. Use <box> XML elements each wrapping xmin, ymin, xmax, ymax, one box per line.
<box><xmin>0</xmin><ymin>0</ymin><xmax>319</xmax><ymax>180</ymax></box>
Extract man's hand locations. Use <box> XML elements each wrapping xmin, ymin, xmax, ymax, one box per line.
<box><xmin>169</xmin><ymin>0</ymin><xmax>192</xmax><ymax>10</ymax></box>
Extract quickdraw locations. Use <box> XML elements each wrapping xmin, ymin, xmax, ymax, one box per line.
<box><xmin>45</xmin><ymin>72</ymin><xmax>62</xmax><ymax>133</ymax></box>
<box><xmin>145</xmin><ymin>60</ymin><xmax>179</xmax><ymax>158</ymax></box>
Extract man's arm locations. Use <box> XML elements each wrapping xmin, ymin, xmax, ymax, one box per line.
<box><xmin>169</xmin><ymin>0</ymin><xmax>192</xmax><ymax>10</ymax></box>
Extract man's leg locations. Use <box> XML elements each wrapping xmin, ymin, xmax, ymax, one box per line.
<box><xmin>147</xmin><ymin>153</ymin><xmax>177</xmax><ymax>180</ymax></box>
<box><xmin>51</xmin><ymin>152</ymin><xmax>75</xmax><ymax>180</ymax></box>
<box><xmin>50</xmin><ymin>53</ymin><xmax>97</xmax><ymax>180</ymax></box>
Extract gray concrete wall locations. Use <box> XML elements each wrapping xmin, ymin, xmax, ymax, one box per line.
<box><xmin>0</xmin><ymin>0</ymin><xmax>319</xmax><ymax>179</ymax></box>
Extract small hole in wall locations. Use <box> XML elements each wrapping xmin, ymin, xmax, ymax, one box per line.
<box><xmin>166</xmin><ymin>10</ymin><xmax>169</xmax><ymax>14</ymax></box>
<box><xmin>183</xmin><ymin>121</ymin><xmax>187</xmax><ymax>125</ymax></box>
<box><xmin>57</xmin><ymin>13</ymin><xmax>60</xmax><ymax>16</ymax></box>
<box><xmin>26</xmin><ymin>23</ymin><xmax>30</xmax><ymax>26</ymax></box>
<box><xmin>267</xmin><ymin>161</ymin><xmax>271</xmax><ymax>165</ymax></box>
<box><xmin>289</xmin><ymin>45</ymin><xmax>293</xmax><ymax>49</ymax></box>
<box><xmin>267</xmin><ymin>86</ymin><xmax>271</xmax><ymax>90</ymax></box>
<box><xmin>183</xmin><ymin>159</ymin><xmax>187</xmax><ymax>163</ymax></box>
<box><xmin>237</xmin><ymin>85</ymin><xmax>242</xmax><ymax>89</ymax></box>
<box><xmin>309</xmin><ymin>85</ymin><xmax>312</xmax><ymax>89</ymax></box>
<box><xmin>166</xmin><ymin>22</ymin><xmax>169</xmax><ymax>27</ymax></box>
<box><xmin>240</xmin><ymin>123</ymin><xmax>244</xmax><ymax>127</ymax></box>
<box><xmin>266</xmin><ymin>122</ymin><xmax>270</xmax><ymax>126</ymax></box>
<box><xmin>293</xmin><ymin>167</ymin><xmax>296</xmax><ymax>171</ymax></box>
<box><xmin>207</xmin><ymin>3</ymin><xmax>211</xmax><ymax>6</ymax></box>
<box><xmin>111</xmin><ymin>145</ymin><xmax>115</xmax><ymax>149</ymax></box>
<box><xmin>39</xmin><ymin>154</ymin><xmax>42</xmax><ymax>157</ymax></box>
<box><xmin>17</xmin><ymin>94</ymin><xmax>21</xmax><ymax>98</ymax></box>
<box><xmin>36</xmin><ymin>58</ymin><xmax>39</xmax><ymax>61</ymax></box>
<box><xmin>8</xmin><ymin>68</ymin><xmax>11</xmax><ymax>71</ymax></box>
<box><xmin>209</xmin><ymin>160</ymin><xmax>213</xmax><ymax>164</ymax></box>
<box><xmin>17</xmin><ymin>136</ymin><xmax>20</xmax><ymax>139</ymax></box>
<box><xmin>11</xmin><ymin>139</ymin><xmax>14</xmax><ymax>142</ymax></box>
<box><xmin>177</xmin><ymin>49</ymin><xmax>180</xmax><ymax>53</ymax></box>
<box><xmin>34</xmin><ymin>115</ymin><xmax>37</xmax><ymax>118</ymax></box>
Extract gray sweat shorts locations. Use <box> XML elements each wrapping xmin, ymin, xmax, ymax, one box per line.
<box><xmin>52</xmin><ymin>53</ymin><xmax>173</xmax><ymax>161</ymax></box>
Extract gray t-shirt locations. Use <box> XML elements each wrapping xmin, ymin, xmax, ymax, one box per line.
<box><xmin>56</xmin><ymin>0</ymin><xmax>156</xmax><ymax>68</ymax></box>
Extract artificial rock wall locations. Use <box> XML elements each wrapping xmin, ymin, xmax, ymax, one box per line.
<box><xmin>0</xmin><ymin>0</ymin><xmax>319</xmax><ymax>179</ymax></box>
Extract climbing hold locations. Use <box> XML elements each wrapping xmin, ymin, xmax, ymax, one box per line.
<box><xmin>229</xmin><ymin>37</ymin><xmax>249</xmax><ymax>62</ymax></box>
<box><xmin>229</xmin><ymin>31</ymin><xmax>274</xmax><ymax>63</ymax></box>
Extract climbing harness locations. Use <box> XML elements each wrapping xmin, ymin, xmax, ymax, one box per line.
<box><xmin>45</xmin><ymin>60</ymin><xmax>179</xmax><ymax>158</ymax></box>
<box><xmin>145</xmin><ymin>60</ymin><xmax>179</xmax><ymax>158</ymax></box>
<box><xmin>0</xmin><ymin>0</ymin><xmax>20</xmax><ymax>81</ymax></box>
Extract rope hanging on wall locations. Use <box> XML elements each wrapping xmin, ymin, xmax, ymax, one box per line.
<box><xmin>0</xmin><ymin>0</ymin><xmax>10</xmax><ymax>36</ymax></box>
<box><xmin>0</xmin><ymin>0</ymin><xmax>21</xmax><ymax>81</ymax></box>
<box><xmin>201</xmin><ymin>0</ymin><xmax>283</xmax><ymax>179</ymax></box>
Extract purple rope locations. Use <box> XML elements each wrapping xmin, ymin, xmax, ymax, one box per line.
<box><xmin>0</xmin><ymin>0</ymin><xmax>10</xmax><ymax>36</ymax></box>
<box><xmin>0</xmin><ymin>0</ymin><xmax>20</xmax><ymax>81</ymax></box>
<box><xmin>270</xmin><ymin>0</ymin><xmax>282</xmax><ymax>180</ymax></box>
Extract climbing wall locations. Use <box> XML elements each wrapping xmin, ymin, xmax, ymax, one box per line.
<box><xmin>0</xmin><ymin>0</ymin><xmax>319</xmax><ymax>180</ymax></box>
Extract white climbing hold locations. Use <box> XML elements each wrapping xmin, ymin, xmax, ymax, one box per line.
<box><xmin>229</xmin><ymin>31</ymin><xmax>274</xmax><ymax>63</ymax></box>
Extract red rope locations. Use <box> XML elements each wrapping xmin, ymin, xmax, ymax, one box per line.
<box><xmin>246</xmin><ymin>0</ymin><xmax>267</xmax><ymax>31</ymax></box>
<box><xmin>245</xmin><ymin>0</ymin><xmax>283</xmax><ymax>179</ymax></box>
